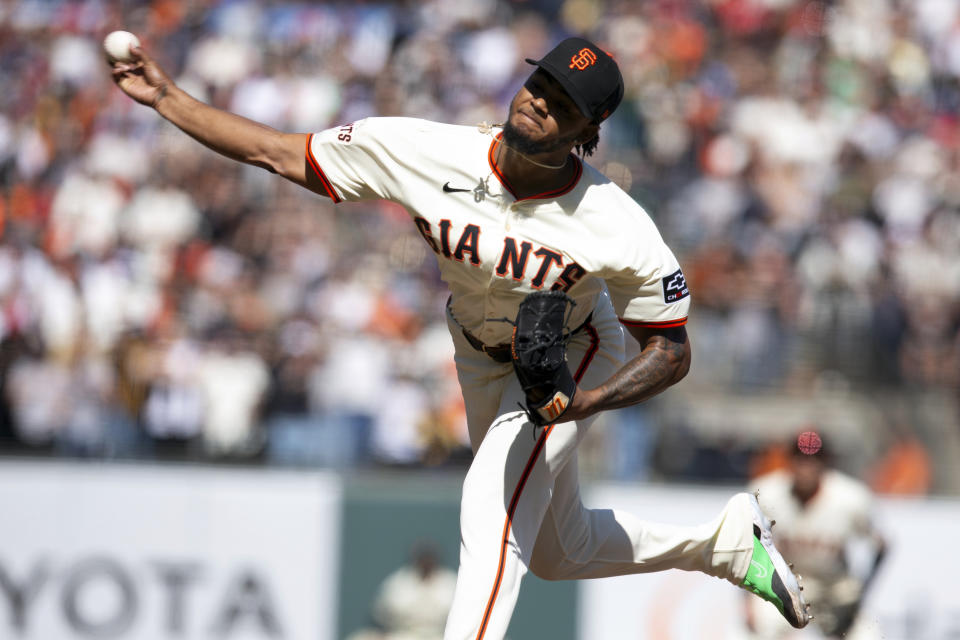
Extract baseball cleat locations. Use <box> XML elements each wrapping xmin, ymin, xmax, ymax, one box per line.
<box><xmin>740</xmin><ymin>493</ymin><xmax>811</xmax><ymax>629</ymax></box>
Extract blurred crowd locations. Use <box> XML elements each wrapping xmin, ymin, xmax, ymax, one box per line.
<box><xmin>0</xmin><ymin>0</ymin><xmax>957</xmax><ymax>490</ymax></box>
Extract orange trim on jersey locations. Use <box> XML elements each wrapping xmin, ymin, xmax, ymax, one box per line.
<box><xmin>305</xmin><ymin>133</ymin><xmax>342</xmax><ymax>203</ymax></box>
<box><xmin>487</xmin><ymin>133</ymin><xmax>582</xmax><ymax>202</ymax></box>
<box><xmin>619</xmin><ymin>317</ymin><xmax>688</xmax><ymax>328</ymax></box>
<box><xmin>475</xmin><ymin>325</ymin><xmax>599</xmax><ymax>639</ymax></box>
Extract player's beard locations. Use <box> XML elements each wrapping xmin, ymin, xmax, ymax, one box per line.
<box><xmin>502</xmin><ymin>119</ymin><xmax>579</xmax><ymax>156</ymax></box>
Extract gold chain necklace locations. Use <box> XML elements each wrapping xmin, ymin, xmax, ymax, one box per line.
<box><xmin>479</xmin><ymin>122</ymin><xmax>570</xmax><ymax>170</ymax></box>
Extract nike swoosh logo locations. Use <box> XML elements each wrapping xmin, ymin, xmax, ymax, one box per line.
<box><xmin>443</xmin><ymin>182</ymin><xmax>472</xmax><ymax>193</ymax></box>
<box><xmin>750</xmin><ymin>559</ymin><xmax>769</xmax><ymax>579</ymax></box>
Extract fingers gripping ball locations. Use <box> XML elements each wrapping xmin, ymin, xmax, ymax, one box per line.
<box><xmin>511</xmin><ymin>291</ymin><xmax>577</xmax><ymax>426</ymax></box>
<box><xmin>103</xmin><ymin>30</ymin><xmax>141</xmax><ymax>63</ymax></box>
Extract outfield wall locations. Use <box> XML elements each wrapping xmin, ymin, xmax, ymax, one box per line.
<box><xmin>0</xmin><ymin>461</ymin><xmax>574</xmax><ymax>640</ymax></box>
<box><xmin>1</xmin><ymin>461</ymin><xmax>958</xmax><ymax>640</ymax></box>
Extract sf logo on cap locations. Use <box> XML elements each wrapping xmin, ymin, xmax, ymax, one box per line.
<box><xmin>569</xmin><ymin>48</ymin><xmax>597</xmax><ymax>70</ymax></box>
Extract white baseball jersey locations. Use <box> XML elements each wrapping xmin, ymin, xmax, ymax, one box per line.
<box><xmin>304</xmin><ymin>117</ymin><xmax>745</xmax><ymax>640</ymax></box>
<box><xmin>751</xmin><ymin>469</ymin><xmax>876</xmax><ymax>580</ymax></box>
<box><xmin>306</xmin><ymin>117</ymin><xmax>690</xmax><ymax>346</ymax></box>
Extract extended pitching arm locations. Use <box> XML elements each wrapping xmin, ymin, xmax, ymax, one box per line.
<box><xmin>109</xmin><ymin>46</ymin><xmax>328</xmax><ymax>196</ymax></box>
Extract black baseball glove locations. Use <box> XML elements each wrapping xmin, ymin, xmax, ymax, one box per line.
<box><xmin>510</xmin><ymin>290</ymin><xmax>577</xmax><ymax>426</ymax></box>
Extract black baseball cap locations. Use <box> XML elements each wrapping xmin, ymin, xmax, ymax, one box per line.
<box><xmin>525</xmin><ymin>37</ymin><xmax>624</xmax><ymax>124</ymax></box>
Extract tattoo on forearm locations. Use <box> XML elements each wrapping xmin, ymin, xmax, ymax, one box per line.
<box><xmin>595</xmin><ymin>334</ymin><xmax>689</xmax><ymax>410</ymax></box>
<box><xmin>153</xmin><ymin>83</ymin><xmax>168</xmax><ymax>108</ymax></box>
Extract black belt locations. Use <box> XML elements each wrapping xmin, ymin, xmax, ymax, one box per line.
<box><xmin>460</xmin><ymin>330</ymin><xmax>514</xmax><ymax>363</ymax></box>
<box><xmin>450</xmin><ymin>297</ymin><xmax>593</xmax><ymax>364</ymax></box>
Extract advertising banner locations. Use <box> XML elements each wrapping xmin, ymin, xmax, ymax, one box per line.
<box><xmin>0</xmin><ymin>462</ymin><xmax>341</xmax><ymax>640</ymax></box>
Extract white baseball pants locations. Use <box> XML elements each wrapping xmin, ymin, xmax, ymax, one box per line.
<box><xmin>442</xmin><ymin>298</ymin><xmax>755</xmax><ymax>640</ymax></box>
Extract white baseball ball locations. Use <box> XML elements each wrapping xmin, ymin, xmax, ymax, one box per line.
<box><xmin>103</xmin><ymin>30</ymin><xmax>141</xmax><ymax>63</ymax></box>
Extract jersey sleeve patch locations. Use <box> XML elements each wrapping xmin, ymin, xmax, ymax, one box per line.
<box><xmin>662</xmin><ymin>268</ymin><xmax>689</xmax><ymax>304</ymax></box>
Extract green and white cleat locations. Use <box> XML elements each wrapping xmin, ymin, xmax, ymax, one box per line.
<box><xmin>740</xmin><ymin>493</ymin><xmax>812</xmax><ymax>629</ymax></box>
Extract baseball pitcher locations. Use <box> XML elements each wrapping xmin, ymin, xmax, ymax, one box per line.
<box><xmin>110</xmin><ymin>35</ymin><xmax>811</xmax><ymax>639</ymax></box>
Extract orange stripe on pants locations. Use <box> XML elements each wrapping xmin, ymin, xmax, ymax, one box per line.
<box><xmin>473</xmin><ymin>323</ymin><xmax>598</xmax><ymax>639</ymax></box>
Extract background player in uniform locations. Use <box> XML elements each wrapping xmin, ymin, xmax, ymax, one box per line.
<box><xmin>746</xmin><ymin>431</ymin><xmax>888</xmax><ymax>639</ymax></box>
<box><xmin>109</xmin><ymin>35</ymin><xmax>810</xmax><ymax>639</ymax></box>
<box><xmin>347</xmin><ymin>542</ymin><xmax>458</xmax><ymax>640</ymax></box>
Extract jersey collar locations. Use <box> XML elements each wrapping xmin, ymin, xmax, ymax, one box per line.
<box><xmin>487</xmin><ymin>133</ymin><xmax>582</xmax><ymax>202</ymax></box>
